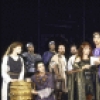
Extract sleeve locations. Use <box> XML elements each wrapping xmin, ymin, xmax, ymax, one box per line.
<box><xmin>1</xmin><ymin>56</ymin><xmax>12</xmax><ymax>83</ymax></box>
<box><xmin>65</xmin><ymin>57</ymin><xmax>68</xmax><ymax>71</ymax></box>
<box><xmin>38</xmin><ymin>88</ymin><xmax>53</xmax><ymax>99</ymax></box>
<box><xmin>68</xmin><ymin>57</ymin><xmax>73</xmax><ymax>71</ymax></box>
<box><xmin>31</xmin><ymin>75</ymin><xmax>35</xmax><ymax>83</ymax></box>
<box><xmin>18</xmin><ymin>57</ymin><xmax>24</xmax><ymax>80</ymax></box>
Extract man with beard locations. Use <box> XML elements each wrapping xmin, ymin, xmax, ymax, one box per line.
<box><xmin>70</xmin><ymin>44</ymin><xmax>78</xmax><ymax>56</ymax></box>
<box><xmin>92</xmin><ymin>32</ymin><xmax>100</xmax><ymax>100</ymax></box>
<box><xmin>67</xmin><ymin>45</ymin><xmax>78</xmax><ymax>100</ymax></box>
<box><xmin>42</xmin><ymin>41</ymin><xmax>57</xmax><ymax>71</ymax></box>
<box><xmin>49</xmin><ymin>44</ymin><xmax>68</xmax><ymax>100</ymax></box>
<box><xmin>68</xmin><ymin>44</ymin><xmax>78</xmax><ymax>71</ymax></box>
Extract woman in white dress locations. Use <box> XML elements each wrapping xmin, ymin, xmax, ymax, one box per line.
<box><xmin>1</xmin><ymin>42</ymin><xmax>24</xmax><ymax>100</ymax></box>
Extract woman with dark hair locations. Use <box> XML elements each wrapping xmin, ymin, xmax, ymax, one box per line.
<box><xmin>1</xmin><ymin>42</ymin><xmax>24</xmax><ymax>100</ymax></box>
<box><xmin>29</xmin><ymin>61</ymin><xmax>55</xmax><ymax>100</ymax></box>
<box><xmin>72</xmin><ymin>42</ymin><xmax>95</xmax><ymax>100</ymax></box>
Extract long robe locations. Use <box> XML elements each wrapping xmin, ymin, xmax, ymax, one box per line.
<box><xmin>72</xmin><ymin>59</ymin><xmax>95</xmax><ymax>100</ymax></box>
<box><xmin>1</xmin><ymin>56</ymin><xmax>24</xmax><ymax>100</ymax></box>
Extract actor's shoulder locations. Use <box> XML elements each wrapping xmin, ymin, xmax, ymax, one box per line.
<box><xmin>71</xmin><ymin>55</ymin><xmax>76</xmax><ymax>59</ymax></box>
<box><xmin>43</xmin><ymin>51</ymin><xmax>51</xmax><ymax>55</ymax></box>
<box><xmin>19</xmin><ymin>55</ymin><xmax>24</xmax><ymax>60</ymax></box>
<box><xmin>22</xmin><ymin>52</ymin><xmax>28</xmax><ymax>56</ymax></box>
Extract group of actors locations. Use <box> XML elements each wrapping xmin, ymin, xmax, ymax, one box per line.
<box><xmin>1</xmin><ymin>32</ymin><xmax>100</xmax><ymax>100</ymax></box>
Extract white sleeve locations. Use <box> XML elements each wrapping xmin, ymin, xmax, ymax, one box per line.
<box><xmin>18</xmin><ymin>57</ymin><xmax>24</xmax><ymax>80</ymax></box>
<box><xmin>68</xmin><ymin>57</ymin><xmax>73</xmax><ymax>71</ymax></box>
<box><xmin>38</xmin><ymin>88</ymin><xmax>54</xmax><ymax>99</ymax></box>
<box><xmin>65</xmin><ymin>58</ymin><xmax>67</xmax><ymax>71</ymax></box>
<box><xmin>1</xmin><ymin>56</ymin><xmax>12</xmax><ymax>83</ymax></box>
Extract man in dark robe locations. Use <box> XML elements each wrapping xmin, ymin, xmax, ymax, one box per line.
<box><xmin>42</xmin><ymin>41</ymin><xmax>56</xmax><ymax>71</ymax></box>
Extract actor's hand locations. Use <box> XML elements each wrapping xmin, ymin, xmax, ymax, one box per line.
<box><xmin>31</xmin><ymin>89</ymin><xmax>38</xmax><ymax>94</ymax></box>
<box><xmin>11</xmin><ymin>79</ymin><xmax>18</xmax><ymax>82</ymax></box>
<box><xmin>25</xmin><ymin>78</ymin><xmax>31</xmax><ymax>82</ymax></box>
<box><xmin>94</xmin><ymin>61</ymin><xmax>100</xmax><ymax>65</ymax></box>
<box><xmin>82</xmin><ymin>65</ymin><xmax>90</xmax><ymax>69</ymax></box>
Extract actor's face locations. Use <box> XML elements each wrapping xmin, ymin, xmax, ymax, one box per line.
<box><xmin>13</xmin><ymin>46</ymin><xmax>22</xmax><ymax>54</ymax></box>
<box><xmin>27</xmin><ymin>45</ymin><xmax>34</xmax><ymax>52</ymax></box>
<box><xmin>70</xmin><ymin>46</ymin><xmax>78</xmax><ymax>55</ymax></box>
<box><xmin>58</xmin><ymin>45</ymin><xmax>65</xmax><ymax>55</ymax></box>
<box><xmin>37</xmin><ymin>63</ymin><xmax>45</xmax><ymax>73</ymax></box>
<box><xmin>49</xmin><ymin>44</ymin><xmax>55</xmax><ymax>50</ymax></box>
<box><xmin>93</xmin><ymin>34</ymin><xmax>100</xmax><ymax>45</ymax></box>
<box><xmin>83</xmin><ymin>45</ymin><xmax>90</xmax><ymax>55</ymax></box>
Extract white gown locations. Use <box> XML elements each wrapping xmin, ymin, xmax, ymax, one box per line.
<box><xmin>1</xmin><ymin>56</ymin><xmax>24</xmax><ymax>100</ymax></box>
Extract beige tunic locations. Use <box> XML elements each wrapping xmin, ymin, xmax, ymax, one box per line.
<box><xmin>49</xmin><ymin>54</ymin><xmax>68</xmax><ymax>92</ymax></box>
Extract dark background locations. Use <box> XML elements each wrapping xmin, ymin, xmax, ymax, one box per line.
<box><xmin>1</xmin><ymin>0</ymin><xmax>100</xmax><ymax>57</ymax></box>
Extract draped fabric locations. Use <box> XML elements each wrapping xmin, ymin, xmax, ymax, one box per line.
<box><xmin>68</xmin><ymin>59</ymin><xmax>95</xmax><ymax>100</ymax></box>
<box><xmin>49</xmin><ymin>54</ymin><xmax>68</xmax><ymax>93</ymax></box>
<box><xmin>1</xmin><ymin>56</ymin><xmax>24</xmax><ymax>100</ymax></box>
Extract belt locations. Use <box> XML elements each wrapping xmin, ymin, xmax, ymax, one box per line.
<box><xmin>7</xmin><ymin>72</ymin><xmax>19</xmax><ymax>75</ymax></box>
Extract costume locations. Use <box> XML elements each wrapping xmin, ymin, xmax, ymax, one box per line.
<box><xmin>22</xmin><ymin>52</ymin><xmax>42</xmax><ymax>77</ymax></box>
<box><xmin>42</xmin><ymin>51</ymin><xmax>56</xmax><ymax>71</ymax></box>
<box><xmin>68</xmin><ymin>55</ymin><xmax>76</xmax><ymax>71</ymax></box>
<box><xmin>67</xmin><ymin>55</ymin><xmax>76</xmax><ymax>100</ymax></box>
<box><xmin>1</xmin><ymin>56</ymin><xmax>24</xmax><ymax>100</ymax></box>
<box><xmin>93</xmin><ymin>48</ymin><xmax>100</xmax><ymax>100</ymax></box>
<box><xmin>49</xmin><ymin>54</ymin><xmax>68</xmax><ymax>93</ymax></box>
<box><xmin>31</xmin><ymin>73</ymin><xmax>55</xmax><ymax>100</ymax></box>
<box><xmin>72</xmin><ymin>59</ymin><xmax>95</xmax><ymax>100</ymax></box>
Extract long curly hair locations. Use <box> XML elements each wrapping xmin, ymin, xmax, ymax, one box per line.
<box><xmin>77</xmin><ymin>42</ymin><xmax>92</xmax><ymax>59</ymax></box>
<box><xmin>3</xmin><ymin>42</ymin><xmax>23</xmax><ymax>57</ymax></box>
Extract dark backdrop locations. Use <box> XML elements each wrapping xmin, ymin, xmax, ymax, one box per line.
<box><xmin>1</xmin><ymin>0</ymin><xmax>100</xmax><ymax>57</ymax></box>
